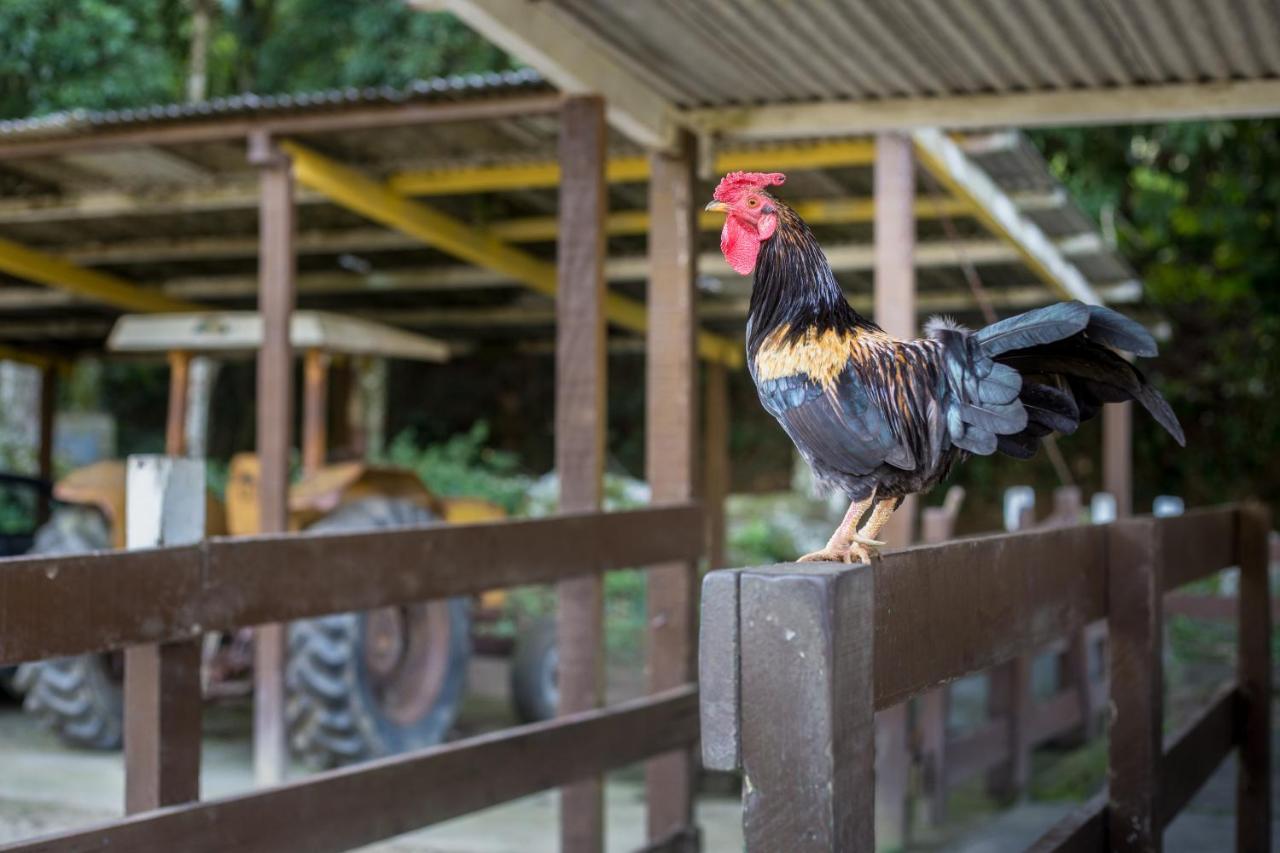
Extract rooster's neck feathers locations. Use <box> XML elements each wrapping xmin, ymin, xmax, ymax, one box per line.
<box><xmin>747</xmin><ymin>202</ymin><xmax>879</xmax><ymax>357</ymax></box>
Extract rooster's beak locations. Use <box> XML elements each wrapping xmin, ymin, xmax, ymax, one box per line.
<box><xmin>704</xmin><ymin>200</ymin><xmax>729</xmax><ymax>213</ymax></box>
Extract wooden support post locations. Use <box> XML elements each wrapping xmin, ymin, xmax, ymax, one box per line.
<box><xmin>873</xmin><ymin>131</ymin><xmax>916</xmax><ymax>547</ymax></box>
<box><xmin>739</xmin><ymin>565</ymin><xmax>876</xmax><ymax>852</ymax></box>
<box><xmin>302</xmin><ymin>349</ymin><xmax>329</xmax><ymax>474</ymax></box>
<box><xmin>556</xmin><ymin>95</ymin><xmax>608</xmax><ymax>853</ymax></box>
<box><xmin>1103</xmin><ymin>401</ymin><xmax>1133</xmax><ymax>517</ymax></box>
<box><xmin>703</xmin><ymin>360</ymin><xmax>730</xmax><ymax>572</ymax></box>
<box><xmin>1236</xmin><ymin>504</ymin><xmax>1272</xmax><ymax>853</ymax></box>
<box><xmin>873</xmin><ymin>132</ymin><xmax>916</xmax><ymax>848</ymax></box>
<box><xmin>249</xmin><ymin>132</ymin><xmax>295</xmax><ymax>786</ymax></box>
<box><xmin>645</xmin><ymin>130</ymin><xmax>699</xmax><ymax>849</ymax></box>
<box><xmin>123</xmin><ymin>455</ymin><xmax>204</xmax><ymax>813</ymax></box>
<box><xmin>36</xmin><ymin>364</ymin><xmax>56</xmax><ymax>523</ymax></box>
<box><xmin>918</xmin><ymin>498</ymin><xmax>958</xmax><ymax>826</ymax></box>
<box><xmin>987</xmin><ymin>503</ymin><xmax>1036</xmax><ymax>801</ymax></box>
<box><xmin>1107</xmin><ymin>518</ymin><xmax>1163</xmax><ymax>852</ymax></box>
<box><xmin>328</xmin><ymin>356</ymin><xmax>354</xmax><ymax>458</ymax></box>
<box><xmin>165</xmin><ymin>351</ymin><xmax>191</xmax><ymax>457</ymax></box>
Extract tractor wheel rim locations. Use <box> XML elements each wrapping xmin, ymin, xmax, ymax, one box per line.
<box><xmin>365</xmin><ymin>601</ymin><xmax>452</xmax><ymax>726</ymax></box>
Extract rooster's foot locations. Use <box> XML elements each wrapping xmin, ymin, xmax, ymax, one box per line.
<box><xmin>796</xmin><ymin>542</ymin><xmax>876</xmax><ymax>565</ymax></box>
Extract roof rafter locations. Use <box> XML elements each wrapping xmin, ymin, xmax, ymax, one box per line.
<box><xmin>0</xmin><ymin>236</ymin><xmax>201</xmax><ymax>314</ymax></box>
<box><xmin>278</xmin><ymin>139</ymin><xmax>742</xmax><ymax>366</ymax></box>
<box><xmin>684</xmin><ymin>79</ymin><xmax>1280</xmax><ymax>140</ymax></box>
<box><xmin>911</xmin><ymin>129</ymin><xmax>1102</xmax><ymax>305</ymax></box>
<box><xmin>438</xmin><ymin>0</ymin><xmax>678</xmax><ymax>149</ymax></box>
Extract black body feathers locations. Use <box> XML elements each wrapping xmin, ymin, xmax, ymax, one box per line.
<box><xmin>745</xmin><ymin>201</ymin><xmax>1184</xmax><ymax>502</ymax></box>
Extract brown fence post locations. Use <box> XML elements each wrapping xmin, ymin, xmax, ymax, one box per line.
<box><xmin>645</xmin><ymin>129</ymin><xmax>700</xmax><ymax>850</ymax></box>
<box><xmin>918</xmin><ymin>488</ymin><xmax>961</xmax><ymax>826</ymax></box>
<box><xmin>1236</xmin><ymin>504</ymin><xmax>1272</xmax><ymax>853</ymax></box>
<box><xmin>1107</xmin><ymin>517</ymin><xmax>1163</xmax><ymax>852</ymax></box>
<box><xmin>123</xmin><ymin>456</ymin><xmax>204</xmax><ymax>813</ymax></box>
<box><xmin>249</xmin><ymin>131</ymin><xmax>295</xmax><ymax>786</ymax></box>
<box><xmin>987</xmin><ymin>502</ymin><xmax>1036</xmax><ymax>801</ymax></box>
<box><xmin>739</xmin><ymin>564</ymin><xmax>876</xmax><ymax>852</ymax></box>
<box><xmin>556</xmin><ymin>94</ymin><xmax>608</xmax><ymax>853</ymax></box>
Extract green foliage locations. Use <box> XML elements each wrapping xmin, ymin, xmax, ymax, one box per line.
<box><xmin>0</xmin><ymin>0</ymin><xmax>185</xmax><ymax>117</ymax></box>
<box><xmin>379</xmin><ymin>421</ymin><xmax>531</xmax><ymax>515</ymax></box>
<box><xmin>1033</xmin><ymin>122</ymin><xmax>1280</xmax><ymax>515</ymax></box>
<box><xmin>0</xmin><ymin>0</ymin><xmax>514</xmax><ymax>120</ymax></box>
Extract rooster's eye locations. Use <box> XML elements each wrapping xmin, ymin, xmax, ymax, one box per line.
<box><xmin>746</xmin><ymin>197</ymin><xmax>760</xmax><ymax>208</ymax></box>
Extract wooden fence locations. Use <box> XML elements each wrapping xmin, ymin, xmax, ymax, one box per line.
<box><xmin>699</xmin><ymin>504</ymin><xmax>1272</xmax><ymax>852</ymax></box>
<box><xmin>0</xmin><ymin>458</ymin><xmax>704</xmax><ymax>853</ymax></box>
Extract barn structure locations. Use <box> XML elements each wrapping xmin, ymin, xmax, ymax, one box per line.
<box><xmin>0</xmin><ymin>1</ymin><xmax>1275</xmax><ymax>851</ymax></box>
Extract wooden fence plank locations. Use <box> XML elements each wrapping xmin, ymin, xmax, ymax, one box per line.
<box><xmin>873</xmin><ymin>522</ymin><xmax>1109</xmax><ymax>709</ymax></box>
<box><xmin>1027</xmin><ymin>793</ymin><xmax>1107</xmax><ymax>852</ymax></box>
<box><xmin>1</xmin><ymin>688</ymin><xmax>697</xmax><ymax>853</ymax></box>
<box><xmin>1160</xmin><ymin>507</ymin><xmax>1239</xmax><ymax>591</ymax></box>
<box><xmin>1236</xmin><ymin>504</ymin><xmax>1272</xmax><ymax>853</ymax></box>
<box><xmin>1159</xmin><ymin>682</ymin><xmax>1238</xmax><ymax>829</ymax></box>
<box><xmin>0</xmin><ymin>505</ymin><xmax>702</xmax><ymax>666</ymax></box>
<box><xmin>1107</xmin><ymin>517</ymin><xmax>1163</xmax><ymax>853</ymax></box>
<box><xmin>556</xmin><ymin>93</ymin><xmax>608</xmax><ymax>853</ymax></box>
<box><xmin>739</xmin><ymin>564</ymin><xmax>875</xmax><ymax>852</ymax></box>
<box><xmin>123</xmin><ymin>456</ymin><xmax>205</xmax><ymax>813</ymax></box>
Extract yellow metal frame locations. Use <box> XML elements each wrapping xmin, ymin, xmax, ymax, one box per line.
<box><xmin>912</xmin><ymin>138</ymin><xmax>1082</xmax><ymax>302</ymax></box>
<box><xmin>0</xmin><ymin>237</ymin><xmax>201</xmax><ymax>314</ymax></box>
<box><xmin>389</xmin><ymin>139</ymin><xmax>878</xmax><ymax>196</ymax></box>
<box><xmin>281</xmin><ymin>140</ymin><xmax>743</xmax><ymax>366</ymax></box>
<box><xmin>487</xmin><ymin>196</ymin><xmax>973</xmax><ymax>243</ymax></box>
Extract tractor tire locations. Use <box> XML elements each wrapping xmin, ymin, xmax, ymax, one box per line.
<box><xmin>15</xmin><ymin>508</ymin><xmax>124</xmax><ymax>750</ymax></box>
<box><xmin>286</xmin><ymin>498</ymin><xmax>471</xmax><ymax>767</ymax></box>
<box><xmin>510</xmin><ymin>615</ymin><xmax>558</xmax><ymax>723</ymax></box>
<box><xmin>0</xmin><ymin>667</ymin><xmax>19</xmax><ymax>700</ymax></box>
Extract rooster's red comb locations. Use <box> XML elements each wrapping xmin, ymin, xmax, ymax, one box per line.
<box><xmin>713</xmin><ymin>171</ymin><xmax>786</xmax><ymax>201</ymax></box>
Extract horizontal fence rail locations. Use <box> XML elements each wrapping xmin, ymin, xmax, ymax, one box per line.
<box><xmin>700</xmin><ymin>504</ymin><xmax>1271</xmax><ymax>853</ymax></box>
<box><xmin>0</xmin><ymin>504</ymin><xmax>703</xmax><ymax>666</ymax></box>
<box><xmin>0</xmin><ymin>686</ymin><xmax>698</xmax><ymax>853</ymax></box>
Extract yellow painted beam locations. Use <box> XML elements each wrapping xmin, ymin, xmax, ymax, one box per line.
<box><xmin>280</xmin><ymin>140</ymin><xmax>743</xmax><ymax>367</ymax></box>
<box><xmin>0</xmin><ymin>343</ymin><xmax>60</xmax><ymax>369</ymax></box>
<box><xmin>389</xmin><ymin>139</ymin><xmax>878</xmax><ymax>196</ymax></box>
<box><xmin>0</xmin><ymin>237</ymin><xmax>201</xmax><ymax>314</ymax></box>
<box><xmin>488</xmin><ymin>196</ymin><xmax>974</xmax><ymax>243</ymax></box>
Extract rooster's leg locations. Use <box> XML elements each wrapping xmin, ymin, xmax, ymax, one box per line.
<box><xmin>846</xmin><ymin>497</ymin><xmax>905</xmax><ymax>562</ymax></box>
<box><xmin>797</xmin><ymin>495</ymin><xmax>874</xmax><ymax>564</ymax></box>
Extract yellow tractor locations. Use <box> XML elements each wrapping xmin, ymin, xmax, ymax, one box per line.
<box><xmin>16</xmin><ymin>311</ymin><xmax>507</xmax><ymax>766</ymax></box>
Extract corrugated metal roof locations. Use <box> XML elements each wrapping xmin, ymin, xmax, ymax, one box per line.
<box><xmin>0</xmin><ymin>69</ymin><xmax>548</xmax><ymax>138</ymax></box>
<box><xmin>548</xmin><ymin>0</ymin><xmax>1280</xmax><ymax>108</ymax></box>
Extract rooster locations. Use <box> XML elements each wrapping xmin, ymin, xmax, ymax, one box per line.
<box><xmin>705</xmin><ymin>171</ymin><xmax>1185</xmax><ymax>564</ymax></box>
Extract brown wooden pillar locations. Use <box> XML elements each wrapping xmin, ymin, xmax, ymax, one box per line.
<box><xmin>164</xmin><ymin>351</ymin><xmax>191</xmax><ymax>457</ymax></box>
<box><xmin>123</xmin><ymin>357</ymin><xmax>202</xmax><ymax>814</ymax></box>
<box><xmin>1103</xmin><ymin>400</ymin><xmax>1133</xmax><ymax>516</ymax></box>
<box><xmin>645</xmin><ymin>129</ymin><xmax>699</xmax><ymax>847</ymax></box>
<box><xmin>302</xmin><ymin>348</ymin><xmax>329</xmax><ymax>474</ymax></box>
<box><xmin>1107</xmin><ymin>518</ymin><xmax>1163</xmax><ymax>852</ymax></box>
<box><xmin>556</xmin><ymin>95</ymin><xmax>608</xmax><ymax>853</ymax></box>
<box><xmin>249</xmin><ymin>131</ymin><xmax>295</xmax><ymax>786</ymax></box>
<box><xmin>1237</xmin><ymin>504</ymin><xmax>1272</xmax><ymax>852</ymax></box>
<box><xmin>36</xmin><ymin>364</ymin><xmax>56</xmax><ymax>523</ymax></box>
<box><xmin>873</xmin><ymin>131</ymin><xmax>916</xmax><ymax>849</ymax></box>
<box><xmin>703</xmin><ymin>359</ymin><xmax>730</xmax><ymax>572</ymax></box>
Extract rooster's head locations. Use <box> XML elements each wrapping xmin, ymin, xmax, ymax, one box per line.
<box><xmin>705</xmin><ymin>171</ymin><xmax>786</xmax><ymax>275</ymax></box>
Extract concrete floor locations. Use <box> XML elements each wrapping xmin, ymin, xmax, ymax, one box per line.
<box><xmin>2</xmin><ymin>657</ymin><xmax>1274</xmax><ymax>852</ymax></box>
<box><xmin>0</xmin><ymin>660</ymin><xmax>747</xmax><ymax>853</ymax></box>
